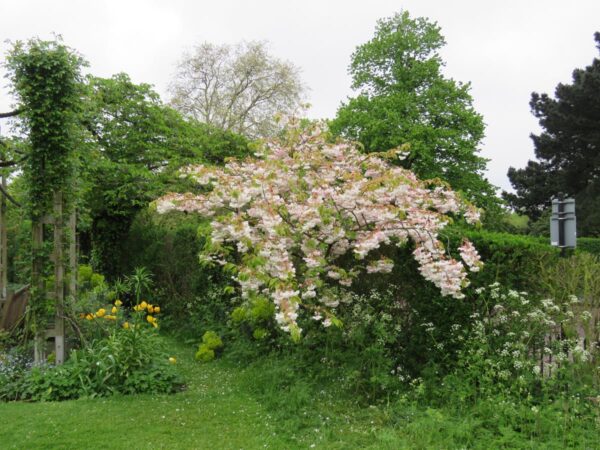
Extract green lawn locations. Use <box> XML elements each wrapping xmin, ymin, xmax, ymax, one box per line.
<box><xmin>0</xmin><ymin>341</ymin><xmax>383</xmax><ymax>449</ymax></box>
<box><xmin>1</xmin><ymin>340</ymin><xmax>598</xmax><ymax>449</ymax></box>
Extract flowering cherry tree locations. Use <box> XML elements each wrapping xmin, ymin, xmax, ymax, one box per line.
<box><xmin>156</xmin><ymin>120</ymin><xmax>482</xmax><ymax>338</ymax></box>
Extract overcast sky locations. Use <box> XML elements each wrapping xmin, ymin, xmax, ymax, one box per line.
<box><xmin>1</xmin><ymin>0</ymin><xmax>599</xmax><ymax>192</ymax></box>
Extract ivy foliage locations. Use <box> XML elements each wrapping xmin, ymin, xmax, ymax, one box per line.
<box><xmin>6</xmin><ymin>38</ymin><xmax>85</xmax><ymax>218</ymax></box>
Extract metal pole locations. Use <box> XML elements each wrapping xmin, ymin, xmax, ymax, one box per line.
<box><xmin>558</xmin><ymin>197</ymin><xmax>566</xmax><ymax>257</ymax></box>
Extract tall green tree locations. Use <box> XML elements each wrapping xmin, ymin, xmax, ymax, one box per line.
<box><xmin>80</xmin><ymin>74</ymin><xmax>249</xmax><ymax>276</ymax></box>
<box><xmin>330</xmin><ymin>11</ymin><xmax>498</xmax><ymax>214</ymax></box>
<box><xmin>506</xmin><ymin>32</ymin><xmax>600</xmax><ymax>236</ymax></box>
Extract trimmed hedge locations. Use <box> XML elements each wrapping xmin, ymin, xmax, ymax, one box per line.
<box><xmin>577</xmin><ymin>237</ymin><xmax>600</xmax><ymax>258</ymax></box>
<box><xmin>357</xmin><ymin>227</ymin><xmax>561</xmax><ymax>296</ymax></box>
<box><xmin>344</xmin><ymin>227</ymin><xmax>562</xmax><ymax>374</ymax></box>
<box><xmin>448</xmin><ymin>228</ymin><xmax>560</xmax><ymax>292</ymax></box>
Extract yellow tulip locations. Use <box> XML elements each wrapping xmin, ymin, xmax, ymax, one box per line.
<box><xmin>96</xmin><ymin>308</ymin><xmax>106</xmax><ymax>318</ymax></box>
<box><xmin>168</xmin><ymin>357</ymin><xmax>176</xmax><ymax>364</ymax></box>
<box><xmin>147</xmin><ymin>305</ymin><xmax>154</xmax><ymax>314</ymax></box>
<box><xmin>140</xmin><ymin>301</ymin><xmax>148</xmax><ymax>309</ymax></box>
<box><xmin>146</xmin><ymin>315</ymin><xmax>155</xmax><ymax>324</ymax></box>
<box><xmin>114</xmin><ymin>300</ymin><xmax>123</xmax><ymax>307</ymax></box>
<box><xmin>85</xmin><ymin>314</ymin><xmax>94</xmax><ymax>320</ymax></box>
<box><xmin>123</xmin><ymin>322</ymin><xmax>130</xmax><ymax>329</ymax></box>
<box><xmin>111</xmin><ymin>306</ymin><xmax>118</xmax><ymax>314</ymax></box>
<box><xmin>104</xmin><ymin>315</ymin><xmax>117</xmax><ymax>320</ymax></box>
<box><xmin>154</xmin><ymin>306</ymin><xmax>161</xmax><ymax>314</ymax></box>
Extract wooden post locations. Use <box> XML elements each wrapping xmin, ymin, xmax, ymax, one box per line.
<box><xmin>0</xmin><ymin>175</ymin><xmax>6</xmax><ymax>301</ymax></box>
<box><xmin>53</xmin><ymin>191</ymin><xmax>65</xmax><ymax>365</ymax></box>
<box><xmin>69</xmin><ymin>210</ymin><xmax>77</xmax><ymax>299</ymax></box>
<box><xmin>32</xmin><ymin>220</ymin><xmax>44</xmax><ymax>364</ymax></box>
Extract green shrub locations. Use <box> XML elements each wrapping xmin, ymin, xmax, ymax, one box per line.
<box><xmin>252</xmin><ymin>328</ymin><xmax>269</xmax><ymax>340</ymax></box>
<box><xmin>229</xmin><ymin>296</ymin><xmax>277</xmax><ymax>342</ymax></box>
<box><xmin>195</xmin><ymin>345</ymin><xmax>215</xmax><ymax>362</ymax></box>
<box><xmin>447</xmin><ymin>227</ymin><xmax>559</xmax><ymax>291</ymax></box>
<box><xmin>119</xmin><ymin>209</ymin><xmax>229</xmax><ymax>337</ymax></box>
<box><xmin>0</xmin><ymin>300</ymin><xmax>183</xmax><ymax>402</ymax></box>
<box><xmin>195</xmin><ymin>331</ymin><xmax>223</xmax><ymax>363</ymax></box>
<box><xmin>201</xmin><ymin>331</ymin><xmax>223</xmax><ymax>350</ymax></box>
<box><xmin>231</xmin><ymin>307</ymin><xmax>247</xmax><ymax>324</ymax></box>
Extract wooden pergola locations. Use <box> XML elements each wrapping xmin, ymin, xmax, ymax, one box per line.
<box><xmin>0</xmin><ymin>108</ymin><xmax>77</xmax><ymax>365</ymax></box>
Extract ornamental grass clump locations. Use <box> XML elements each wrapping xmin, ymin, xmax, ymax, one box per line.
<box><xmin>157</xmin><ymin>119</ymin><xmax>482</xmax><ymax>338</ymax></box>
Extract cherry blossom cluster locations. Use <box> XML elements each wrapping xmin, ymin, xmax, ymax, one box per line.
<box><xmin>156</xmin><ymin>120</ymin><xmax>482</xmax><ymax>336</ymax></box>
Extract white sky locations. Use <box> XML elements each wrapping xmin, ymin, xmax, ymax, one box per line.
<box><xmin>1</xmin><ymin>0</ymin><xmax>599</xmax><ymax>192</ymax></box>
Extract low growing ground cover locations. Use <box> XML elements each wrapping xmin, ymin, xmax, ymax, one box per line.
<box><xmin>1</xmin><ymin>337</ymin><xmax>598</xmax><ymax>450</ymax></box>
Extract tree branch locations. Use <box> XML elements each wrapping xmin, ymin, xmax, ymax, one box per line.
<box><xmin>0</xmin><ymin>153</ymin><xmax>28</xmax><ymax>167</ymax></box>
<box><xmin>0</xmin><ymin>109</ymin><xmax>23</xmax><ymax>119</ymax></box>
<box><xmin>0</xmin><ymin>183</ymin><xmax>21</xmax><ymax>207</ymax></box>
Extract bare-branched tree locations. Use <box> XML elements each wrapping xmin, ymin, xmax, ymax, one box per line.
<box><xmin>169</xmin><ymin>41</ymin><xmax>305</xmax><ymax>139</ymax></box>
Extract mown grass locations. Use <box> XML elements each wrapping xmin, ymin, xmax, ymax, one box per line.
<box><xmin>1</xmin><ymin>338</ymin><xmax>599</xmax><ymax>449</ymax></box>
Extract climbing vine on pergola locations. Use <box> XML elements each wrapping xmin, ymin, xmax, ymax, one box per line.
<box><xmin>4</xmin><ymin>38</ymin><xmax>84</xmax><ymax>363</ymax></box>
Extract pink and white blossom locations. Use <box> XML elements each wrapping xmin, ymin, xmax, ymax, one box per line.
<box><xmin>156</xmin><ymin>119</ymin><xmax>482</xmax><ymax>334</ymax></box>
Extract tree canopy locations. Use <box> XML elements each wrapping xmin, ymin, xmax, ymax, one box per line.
<box><xmin>79</xmin><ymin>73</ymin><xmax>249</xmax><ymax>276</ymax></box>
<box><xmin>505</xmin><ymin>32</ymin><xmax>600</xmax><ymax>236</ymax></box>
<box><xmin>169</xmin><ymin>41</ymin><xmax>305</xmax><ymax>139</ymax></box>
<box><xmin>330</xmin><ymin>11</ymin><xmax>498</xmax><ymax>214</ymax></box>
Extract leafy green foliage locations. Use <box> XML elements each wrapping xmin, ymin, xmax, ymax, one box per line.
<box><xmin>195</xmin><ymin>331</ymin><xmax>223</xmax><ymax>362</ymax></box>
<box><xmin>330</xmin><ymin>11</ymin><xmax>499</xmax><ymax>215</ymax></box>
<box><xmin>194</xmin><ymin>345</ymin><xmax>215</xmax><ymax>362</ymax></box>
<box><xmin>1</xmin><ymin>337</ymin><xmax>598</xmax><ymax>449</ymax></box>
<box><xmin>230</xmin><ymin>296</ymin><xmax>277</xmax><ymax>342</ymax></box>
<box><xmin>0</xmin><ymin>329</ymin><xmax>182</xmax><ymax>401</ymax></box>
<box><xmin>447</xmin><ymin>228</ymin><xmax>559</xmax><ymax>290</ymax></box>
<box><xmin>114</xmin><ymin>209</ymin><xmax>232</xmax><ymax>337</ymax></box>
<box><xmin>79</xmin><ymin>73</ymin><xmax>249</xmax><ymax>278</ymax></box>
<box><xmin>6</xmin><ymin>38</ymin><xmax>85</xmax><ymax>218</ymax></box>
<box><xmin>201</xmin><ymin>331</ymin><xmax>223</xmax><ymax>350</ymax></box>
<box><xmin>578</xmin><ymin>237</ymin><xmax>600</xmax><ymax>257</ymax></box>
<box><xmin>1</xmin><ymin>298</ymin><xmax>182</xmax><ymax>401</ymax></box>
<box><xmin>77</xmin><ymin>264</ymin><xmax>106</xmax><ymax>291</ymax></box>
<box><xmin>126</xmin><ymin>266</ymin><xmax>153</xmax><ymax>304</ymax></box>
<box><xmin>5</xmin><ymin>38</ymin><xmax>85</xmax><ymax>333</ymax></box>
<box><xmin>506</xmin><ymin>32</ymin><xmax>600</xmax><ymax>236</ymax></box>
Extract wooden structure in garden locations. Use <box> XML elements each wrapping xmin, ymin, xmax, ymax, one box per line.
<box><xmin>0</xmin><ymin>109</ymin><xmax>78</xmax><ymax>364</ymax></box>
<box><xmin>32</xmin><ymin>193</ymin><xmax>77</xmax><ymax>364</ymax></box>
<box><xmin>0</xmin><ymin>114</ymin><xmax>17</xmax><ymax>328</ymax></box>
<box><xmin>0</xmin><ymin>285</ymin><xmax>30</xmax><ymax>331</ymax></box>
